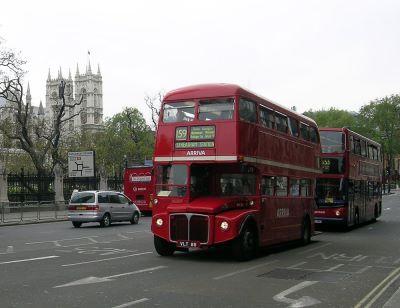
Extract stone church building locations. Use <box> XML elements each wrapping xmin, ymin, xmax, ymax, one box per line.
<box><xmin>43</xmin><ymin>62</ymin><xmax>104</xmax><ymax>133</ymax></box>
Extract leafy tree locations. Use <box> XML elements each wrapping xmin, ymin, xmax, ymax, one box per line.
<box><xmin>94</xmin><ymin>107</ymin><xmax>154</xmax><ymax>175</ymax></box>
<box><xmin>303</xmin><ymin>108</ymin><xmax>358</xmax><ymax>129</ymax></box>
<box><xmin>358</xmin><ymin>95</ymin><xmax>400</xmax><ymax>173</ymax></box>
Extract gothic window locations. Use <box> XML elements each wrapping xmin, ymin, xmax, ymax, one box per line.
<box><xmin>81</xmin><ymin>112</ymin><xmax>87</xmax><ymax>124</ymax></box>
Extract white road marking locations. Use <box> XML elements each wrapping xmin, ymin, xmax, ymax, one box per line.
<box><xmin>0</xmin><ymin>255</ymin><xmax>59</xmax><ymax>265</ymax></box>
<box><xmin>54</xmin><ymin>266</ymin><xmax>167</xmax><ymax>288</ymax></box>
<box><xmin>355</xmin><ymin>266</ymin><xmax>400</xmax><ymax>308</ymax></box>
<box><xmin>62</xmin><ymin>251</ymin><xmax>153</xmax><ymax>267</ymax></box>
<box><xmin>112</xmin><ymin>298</ymin><xmax>150</xmax><ymax>308</ymax></box>
<box><xmin>298</xmin><ymin>243</ymin><xmax>332</xmax><ymax>255</ymax></box>
<box><xmin>0</xmin><ymin>246</ymin><xmax>14</xmax><ymax>255</ymax></box>
<box><xmin>273</xmin><ymin>281</ymin><xmax>321</xmax><ymax>307</ymax></box>
<box><xmin>26</xmin><ymin>236</ymin><xmax>100</xmax><ymax>245</ymax></box>
<box><xmin>325</xmin><ymin>264</ymin><xmax>344</xmax><ymax>272</ymax></box>
<box><xmin>213</xmin><ymin>260</ymin><xmax>278</xmax><ymax>280</ymax></box>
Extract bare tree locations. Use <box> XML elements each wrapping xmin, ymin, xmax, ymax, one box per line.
<box><xmin>144</xmin><ymin>92</ymin><xmax>163</xmax><ymax>130</ymax></box>
<box><xmin>40</xmin><ymin>80</ymin><xmax>83</xmax><ymax>170</ymax></box>
<box><xmin>0</xmin><ymin>47</ymin><xmax>83</xmax><ymax>176</ymax></box>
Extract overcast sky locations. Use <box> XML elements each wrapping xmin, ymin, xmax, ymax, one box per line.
<box><xmin>1</xmin><ymin>0</ymin><xmax>400</xmax><ymax>124</ymax></box>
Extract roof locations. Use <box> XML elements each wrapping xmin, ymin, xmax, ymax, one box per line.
<box><xmin>163</xmin><ymin>83</ymin><xmax>317</xmax><ymax>127</ymax></box>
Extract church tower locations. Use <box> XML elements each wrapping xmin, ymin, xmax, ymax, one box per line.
<box><xmin>45</xmin><ymin>67</ymin><xmax>75</xmax><ymax>126</ymax></box>
<box><xmin>45</xmin><ymin>61</ymin><xmax>104</xmax><ymax>133</ymax></box>
<box><xmin>74</xmin><ymin>61</ymin><xmax>104</xmax><ymax>133</ymax></box>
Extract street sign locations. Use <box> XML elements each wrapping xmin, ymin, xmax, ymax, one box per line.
<box><xmin>68</xmin><ymin>151</ymin><xmax>95</xmax><ymax>177</ymax></box>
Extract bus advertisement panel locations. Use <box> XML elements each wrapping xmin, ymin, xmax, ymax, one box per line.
<box><xmin>315</xmin><ymin>128</ymin><xmax>382</xmax><ymax>227</ymax></box>
<box><xmin>123</xmin><ymin>166</ymin><xmax>153</xmax><ymax>215</ymax></box>
<box><xmin>151</xmin><ymin>84</ymin><xmax>321</xmax><ymax>261</ymax></box>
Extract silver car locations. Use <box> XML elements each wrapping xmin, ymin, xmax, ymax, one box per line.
<box><xmin>67</xmin><ymin>190</ymin><xmax>141</xmax><ymax>228</ymax></box>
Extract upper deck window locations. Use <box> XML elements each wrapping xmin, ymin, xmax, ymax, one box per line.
<box><xmin>275</xmin><ymin>112</ymin><xmax>288</xmax><ymax>133</ymax></box>
<box><xmin>239</xmin><ymin>98</ymin><xmax>256</xmax><ymax>123</ymax></box>
<box><xmin>260</xmin><ymin>106</ymin><xmax>274</xmax><ymax>129</ymax></box>
<box><xmin>163</xmin><ymin>101</ymin><xmax>195</xmax><ymax>123</ymax></box>
<box><xmin>288</xmin><ymin>117</ymin><xmax>299</xmax><ymax>137</ymax></box>
<box><xmin>199</xmin><ymin>98</ymin><xmax>234</xmax><ymax>121</ymax></box>
<box><xmin>320</xmin><ymin>131</ymin><xmax>345</xmax><ymax>153</ymax></box>
<box><xmin>300</xmin><ymin>123</ymin><xmax>310</xmax><ymax>141</ymax></box>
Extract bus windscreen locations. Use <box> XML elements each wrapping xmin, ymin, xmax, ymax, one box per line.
<box><xmin>320</xmin><ymin>131</ymin><xmax>345</xmax><ymax>154</ymax></box>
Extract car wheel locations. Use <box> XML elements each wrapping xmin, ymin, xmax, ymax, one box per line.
<box><xmin>130</xmin><ymin>212</ymin><xmax>140</xmax><ymax>224</ymax></box>
<box><xmin>300</xmin><ymin>218</ymin><xmax>311</xmax><ymax>245</ymax></box>
<box><xmin>100</xmin><ymin>214</ymin><xmax>111</xmax><ymax>227</ymax></box>
<box><xmin>232</xmin><ymin>224</ymin><xmax>258</xmax><ymax>261</ymax></box>
<box><xmin>72</xmin><ymin>221</ymin><xmax>82</xmax><ymax>228</ymax></box>
<box><xmin>154</xmin><ymin>235</ymin><xmax>175</xmax><ymax>256</ymax></box>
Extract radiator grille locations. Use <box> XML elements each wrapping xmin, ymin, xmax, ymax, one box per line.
<box><xmin>170</xmin><ymin>214</ymin><xmax>209</xmax><ymax>244</ymax></box>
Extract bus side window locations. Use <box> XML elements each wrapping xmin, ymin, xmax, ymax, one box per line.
<box><xmin>239</xmin><ymin>98</ymin><xmax>257</xmax><ymax>123</ymax></box>
<box><xmin>310</xmin><ymin>127</ymin><xmax>318</xmax><ymax>143</ymax></box>
<box><xmin>300</xmin><ymin>179</ymin><xmax>311</xmax><ymax>196</ymax></box>
<box><xmin>288</xmin><ymin>117</ymin><xmax>299</xmax><ymax>137</ymax></box>
<box><xmin>290</xmin><ymin>179</ymin><xmax>300</xmax><ymax>196</ymax></box>
<box><xmin>275</xmin><ymin>112</ymin><xmax>288</xmax><ymax>133</ymax></box>
<box><xmin>300</xmin><ymin>123</ymin><xmax>310</xmax><ymax>141</ymax></box>
<box><xmin>275</xmin><ymin>176</ymin><xmax>288</xmax><ymax>196</ymax></box>
<box><xmin>261</xmin><ymin>176</ymin><xmax>275</xmax><ymax>196</ymax></box>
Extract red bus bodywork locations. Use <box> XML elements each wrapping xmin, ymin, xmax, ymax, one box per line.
<box><xmin>315</xmin><ymin>127</ymin><xmax>382</xmax><ymax>227</ymax></box>
<box><xmin>151</xmin><ymin>84</ymin><xmax>321</xmax><ymax>260</ymax></box>
<box><xmin>123</xmin><ymin>166</ymin><xmax>153</xmax><ymax>215</ymax></box>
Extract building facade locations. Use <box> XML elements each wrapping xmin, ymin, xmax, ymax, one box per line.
<box><xmin>45</xmin><ymin>62</ymin><xmax>104</xmax><ymax>133</ymax></box>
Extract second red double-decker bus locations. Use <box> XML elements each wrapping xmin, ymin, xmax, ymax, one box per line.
<box><xmin>151</xmin><ymin>84</ymin><xmax>321</xmax><ymax>260</ymax></box>
<box><xmin>315</xmin><ymin>128</ymin><xmax>382</xmax><ymax>227</ymax></box>
<box><xmin>124</xmin><ymin>165</ymin><xmax>153</xmax><ymax>215</ymax></box>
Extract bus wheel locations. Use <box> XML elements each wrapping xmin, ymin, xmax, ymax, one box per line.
<box><xmin>300</xmin><ymin>218</ymin><xmax>311</xmax><ymax>245</ymax></box>
<box><xmin>232</xmin><ymin>224</ymin><xmax>257</xmax><ymax>261</ymax></box>
<box><xmin>154</xmin><ymin>236</ymin><xmax>175</xmax><ymax>256</ymax></box>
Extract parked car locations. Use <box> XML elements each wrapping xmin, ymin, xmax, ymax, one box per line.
<box><xmin>67</xmin><ymin>190</ymin><xmax>141</xmax><ymax>228</ymax></box>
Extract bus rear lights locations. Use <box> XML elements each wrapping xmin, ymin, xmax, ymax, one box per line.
<box><xmin>220</xmin><ymin>221</ymin><xmax>229</xmax><ymax>231</ymax></box>
<box><xmin>156</xmin><ymin>218</ymin><xmax>164</xmax><ymax>226</ymax></box>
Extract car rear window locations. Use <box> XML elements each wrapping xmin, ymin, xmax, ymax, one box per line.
<box><xmin>70</xmin><ymin>192</ymin><xmax>95</xmax><ymax>204</ymax></box>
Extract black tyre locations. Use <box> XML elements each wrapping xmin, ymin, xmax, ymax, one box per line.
<box><xmin>154</xmin><ymin>235</ymin><xmax>175</xmax><ymax>256</ymax></box>
<box><xmin>130</xmin><ymin>212</ymin><xmax>140</xmax><ymax>224</ymax></box>
<box><xmin>300</xmin><ymin>218</ymin><xmax>311</xmax><ymax>245</ymax></box>
<box><xmin>100</xmin><ymin>214</ymin><xmax>111</xmax><ymax>227</ymax></box>
<box><xmin>232</xmin><ymin>224</ymin><xmax>258</xmax><ymax>261</ymax></box>
<box><xmin>72</xmin><ymin>221</ymin><xmax>82</xmax><ymax>228</ymax></box>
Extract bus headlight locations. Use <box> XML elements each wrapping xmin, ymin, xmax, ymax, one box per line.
<box><xmin>153</xmin><ymin>198</ymin><xmax>159</xmax><ymax>205</ymax></box>
<box><xmin>220</xmin><ymin>221</ymin><xmax>229</xmax><ymax>231</ymax></box>
<box><xmin>335</xmin><ymin>210</ymin><xmax>341</xmax><ymax>216</ymax></box>
<box><xmin>156</xmin><ymin>218</ymin><xmax>163</xmax><ymax>226</ymax></box>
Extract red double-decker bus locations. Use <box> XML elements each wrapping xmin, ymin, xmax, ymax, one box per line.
<box><xmin>123</xmin><ymin>165</ymin><xmax>153</xmax><ymax>215</ymax></box>
<box><xmin>151</xmin><ymin>84</ymin><xmax>321</xmax><ymax>260</ymax></box>
<box><xmin>315</xmin><ymin>128</ymin><xmax>382</xmax><ymax>227</ymax></box>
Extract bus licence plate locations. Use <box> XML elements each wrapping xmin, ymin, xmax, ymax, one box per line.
<box><xmin>176</xmin><ymin>241</ymin><xmax>200</xmax><ymax>248</ymax></box>
<box><xmin>314</xmin><ymin>219</ymin><xmax>322</xmax><ymax>224</ymax></box>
